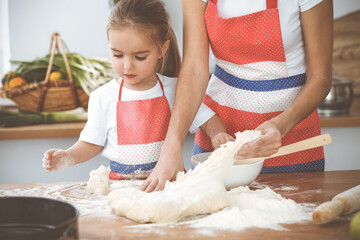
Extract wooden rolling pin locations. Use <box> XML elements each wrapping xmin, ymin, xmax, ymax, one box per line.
<box><xmin>312</xmin><ymin>185</ymin><xmax>360</xmax><ymax>224</ymax></box>
<box><xmin>234</xmin><ymin>134</ymin><xmax>332</xmax><ymax>165</ymax></box>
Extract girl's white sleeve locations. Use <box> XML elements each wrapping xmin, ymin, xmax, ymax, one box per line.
<box><xmin>299</xmin><ymin>0</ymin><xmax>323</xmax><ymax>12</ymax></box>
<box><xmin>79</xmin><ymin>93</ymin><xmax>107</xmax><ymax>146</ymax></box>
<box><xmin>189</xmin><ymin>103</ymin><xmax>215</xmax><ymax>134</ymax></box>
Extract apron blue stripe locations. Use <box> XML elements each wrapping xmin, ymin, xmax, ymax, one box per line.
<box><xmin>193</xmin><ymin>142</ymin><xmax>209</xmax><ymax>156</ymax></box>
<box><xmin>214</xmin><ymin>65</ymin><xmax>306</xmax><ymax>91</ymax></box>
<box><xmin>110</xmin><ymin>161</ymin><xmax>157</xmax><ymax>174</ymax></box>
<box><xmin>191</xmin><ymin>143</ymin><xmax>209</xmax><ymax>170</ymax></box>
<box><xmin>261</xmin><ymin>158</ymin><xmax>324</xmax><ymax>173</ymax></box>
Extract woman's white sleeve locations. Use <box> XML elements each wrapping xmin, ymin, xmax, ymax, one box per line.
<box><xmin>189</xmin><ymin>103</ymin><xmax>215</xmax><ymax>134</ymax></box>
<box><xmin>79</xmin><ymin>93</ymin><xmax>107</xmax><ymax>146</ymax></box>
<box><xmin>299</xmin><ymin>0</ymin><xmax>323</xmax><ymax>12</ymax></box>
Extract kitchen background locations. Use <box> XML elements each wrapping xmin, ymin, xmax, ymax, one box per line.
<box><xmin>0</xmin><ymin>0</ymin><xmax>359</xmax><ymax>184</ymax></box>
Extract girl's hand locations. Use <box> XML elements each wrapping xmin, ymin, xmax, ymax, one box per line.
<box><xmin>235</xmin><ymin>120</ymin><xmax>282</xmax><ymax>160</ymax></box>
<box><xmin>42</xmin><ymin>148</ymin><xmax>75</xmax><ymax>172</ymax></box>
<box><xmin>211</xmin><ymin>132</ymin><xmax>234</xmax><ymax>149</ymax></box>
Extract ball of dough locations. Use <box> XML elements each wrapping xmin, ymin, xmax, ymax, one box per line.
<box><xmin>86</xmin><ymin>165</ymin><xmax>110</xmax><ymax>195</ymax></box>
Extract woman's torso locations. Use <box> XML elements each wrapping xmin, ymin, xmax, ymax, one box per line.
<box><xmin>193</xmin><ymin>0</ymin><xmax>325</xmax><ymax>172</ymax></box>
<box><xmin>203</xmin><ymin>0</ymin><xmax>323</xmax><ymax>76</ymax></box>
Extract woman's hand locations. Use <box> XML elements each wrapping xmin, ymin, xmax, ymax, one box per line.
<box><xmin>235</xmin><ymin>121</ymin><xmax>282</xmax><ymax>160</ymax></box>
<box><xmin>42</xmin><ymin>149</ymin><xmax>75</xmax><ymax>172</ymax></box>
<box><xmin>211</xmin><ymin>132</ymin><xmax>234</xmax><ymax>149</ymax></box>
<box><xmin>139</xmin><ymin>144</ymin><xmax>184</xmax><ymax>192</ymax></box>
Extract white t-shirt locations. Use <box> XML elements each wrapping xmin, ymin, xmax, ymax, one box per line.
<box><xmin>202</xmin><ymin>0</ymin><xmax>323</xmax><ymax>76</ymax></box>
<box><xmin>79</xmin><ymin>73</ymin><xmax>215</xmax><ymax>161</ymax></box>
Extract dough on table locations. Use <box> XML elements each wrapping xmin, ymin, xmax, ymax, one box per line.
<box><xmin>86</xmin><ymin>165</ymin><xmax>110</xmax><ymax>195</ymax></box>
<box><xmin>108</xmin><ymin>130</ymin><xmax>262</xmax><ymax>223</ymax></box>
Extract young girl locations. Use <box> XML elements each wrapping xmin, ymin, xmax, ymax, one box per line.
<box><xmin>42</xmin><ymin>0</ymin><xmax>232</xmax><ymax>180</ymax></box>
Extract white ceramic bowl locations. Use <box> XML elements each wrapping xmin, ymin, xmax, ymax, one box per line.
<box><xmin>191</xmin><ymin>152</ymin><xmax>264</xmax><ymax>189</ymax></box>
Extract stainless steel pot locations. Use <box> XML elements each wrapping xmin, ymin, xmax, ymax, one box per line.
<box><xmin>318</xmin><ymin>75</ymin><xmax>355</xmax><ymax>116</ymax></box>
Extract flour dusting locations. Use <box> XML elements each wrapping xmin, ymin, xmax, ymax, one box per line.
<box><xmin>189</xmin><ymin>186</ymin><xmax>312</xmax><ymax>231</ymax></box>
<box><xmin>122</xmin><ymin>185</ymin><xmax>313</xmax><ymax>233</ymax></box>
<box><xmin>0</xmin><ymin>178</ymin><xmax>314</xmax><ymax>234</ymax></box>
<box><xmin>0</xmin><ymin>180</ymin><xmax>143</xmax><ymax>218</ymax></box>
<box><xmin>279</xmin><ymin>186</ymin><xmax>299</xmax><ymax>191</ymax></box>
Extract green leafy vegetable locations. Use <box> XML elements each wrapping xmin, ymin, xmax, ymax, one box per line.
<box><xmin>13</xmin><ymin>53</ymin><xmax>114</xmax><ymax>95</ymax></box>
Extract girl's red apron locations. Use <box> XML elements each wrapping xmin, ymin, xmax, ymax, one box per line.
<box><xmin>194</xmin><ymin>0</ymin><xmax>325</xmax><ymax>172</ymax></box>
<box><xmin>110</xmin><ymin>77</ymin><xmax>171</xmax><ymax>179</ymax></box>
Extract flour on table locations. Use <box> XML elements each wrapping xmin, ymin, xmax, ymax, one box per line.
<box><xmin>0</xmin><ymin>180</ymin><xmax>144</xmax><ymax>218</ymax></box>
<box><xmin>86</xmin><ymin>165</ymin><xmax>111</xmax><ymax>195</ymax></box>
<box><xmin>189</xmin><ymin>186</ymin><xmax>312</xmax><ymax>231</ymax></box>
<box><xmin>278</xmin><ymin>185</ymin><xmax>299</xmax><ymax>191</ymax></box>
<box><xmin>108</xmin><ymin>130</ymin><xmax>262</xmax><ymax>223</ymax></box>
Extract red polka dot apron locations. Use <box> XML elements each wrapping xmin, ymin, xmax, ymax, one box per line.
<box><xmin>110</xmin><ymin>77</ymin><xmax>171</xmax><ymax>179</ymax></box>
<box><xmin>194</xmin><ymin>0</ymin><xmax>325</xmax><ymax>172</ymax></box>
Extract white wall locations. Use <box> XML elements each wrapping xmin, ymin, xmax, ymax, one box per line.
<box><xmin>1</xmin><ymin>127</ymin><xmax>360</xmax><ymax>184</ymax></box>
<box><xmin>321</xmin><ymin>128</ymin><xmax>360</xmax><ymax>171</ymax></box>
<box><xmin>333</xmin><ymin>0</ymin><xmax>360</xmax><ymax>18</ymax></box>
<box><xmin>0</xmin><ymin>134</ymin><xmax>196</xmax><ymax>184</ymax></box>
<box><xmin>6</xmin><ymin>0</ymin><xmax>182</xmax><ymax>67</ymax></box>
<box><xmin>0</xmin><ymin>0</ymin><xmax>13</xmax><ymax>106</ymax></box>
<box><xmin>0</xmin><ymin>0</ymin><xmax>10</xmax><ymax>74</ymax></box>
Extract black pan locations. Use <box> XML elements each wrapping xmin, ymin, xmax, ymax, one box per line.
<box><xmin>0</xmin><ymin>196</ymin><xmax>79</xmax><ymax>240</ymax></box>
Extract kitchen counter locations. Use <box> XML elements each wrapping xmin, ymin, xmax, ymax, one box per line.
<box><xmin>0</xmin><ymin>97</ymin><xmax>359</xmax><ymax>140</ymax></box>
<box><xmin>1</xmin><ymin>170</ymin><xmax>359</xmax><ymax>239</ymax></box>
<box><xmin>320</xmin><ymin>95</ymin><xmax>360</xmax><ymax>128</ymax></box>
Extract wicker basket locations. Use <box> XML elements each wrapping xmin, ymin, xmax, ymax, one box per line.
<box><xmin>0</xmin><ymin>33</ymin><xmax>89</xmax><ymax>112</ymax></box>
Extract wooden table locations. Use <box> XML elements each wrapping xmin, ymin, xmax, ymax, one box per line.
<box><xmin>1</xmin><ymin>170</ymin><xmax>359</xmax><ymax>239</ymax></box>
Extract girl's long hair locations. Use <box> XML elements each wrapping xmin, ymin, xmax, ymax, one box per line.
<box><xmin>107</xmin><ymin>0</ymin><xmax>181</xmax><ymax>77</ymax></box>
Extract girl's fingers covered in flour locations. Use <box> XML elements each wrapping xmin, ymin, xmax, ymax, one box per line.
<box><xmin>211</xmin><ymin>133</ymin><xmax>234</xmax><ymax>149</ymax></box>
<box><xmin>42</xmin><ymin>148</ymin><xmax>58</xmax><ymax>172</ymax></box>
<box><xmin>42</xmin><ymin>149</ymin><xmax>75</xmax><ymax>172</ymax></box>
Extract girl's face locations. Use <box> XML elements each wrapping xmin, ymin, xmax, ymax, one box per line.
<box><xmin>108</xmin><ymin>27</ymin><xmax>163</xmax><ymax>91</ymax></box>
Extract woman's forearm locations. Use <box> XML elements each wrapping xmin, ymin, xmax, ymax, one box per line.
<box><xmin>271</xmin><ymin>0</ymin><xmax>333</xmax><ymax>137</ymax></box>
<box><xmin>164</xmin><ymin>69</ymin><xmax>209</xmax><ymax>147</ymax></box>
<box><xmin>164</xmin><ymin>0</ymin><xmax>210</xmax><ymax>149</ymax></box>
<box><xmin>272</xmin><ymin>73</ymin><xmax>332</xmax><ymax>136</ymax></box>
